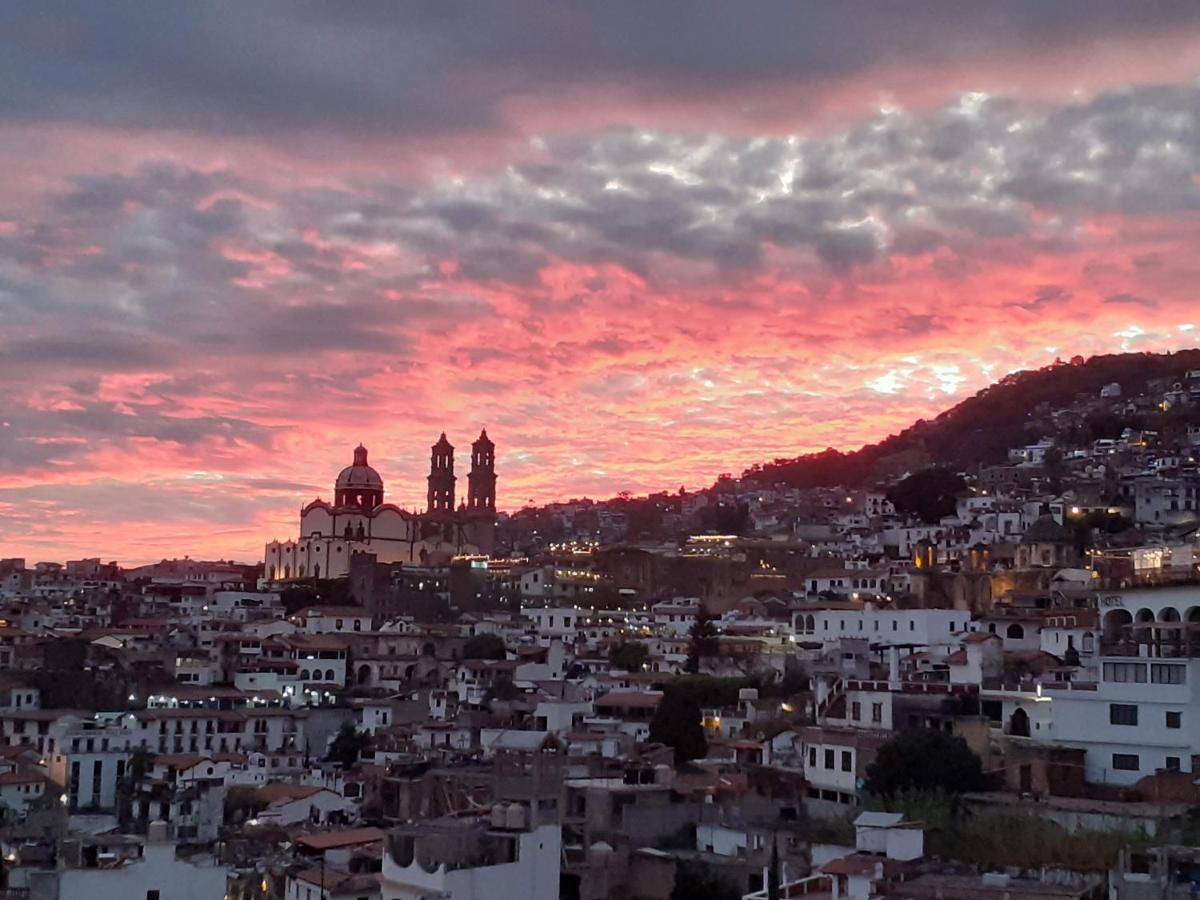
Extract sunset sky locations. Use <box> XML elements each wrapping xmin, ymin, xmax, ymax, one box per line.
<box><xmin>4</xmin><ymin>3</ymin><xmax>1200</xmax><ymax>565</ymax></box>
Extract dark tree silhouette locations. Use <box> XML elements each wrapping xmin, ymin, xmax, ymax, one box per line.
<box><xmin>462</xmin><ymin>634</ymin><xmax>507</xmax><ymax>660</ymax></box>
<box><xmin>649</xmin><ymin>688</ymin><xmax>707</xmax><ymax>765</ymax></box>
<box><xmin>685</xmin><ymin>607</ymin><xmax>720</xmax><ymax>674</ymax></box>
<box><xmin>670</xmin><ymin>862</ymin><xmax>742</xmax><ymax>900</ymax></box>
<box><xmin>324</xmin><ymin>725</ymin><xmax>371</xmax><ymax>768</ymax></box>
<box><xmin>609</xmin><ymin>640</ymin><xmax>650</xmax><ymax>671</ymax></box>
<box><xmin>886</xmin><ymin>467</ymin><xmax>966</xmax><ymax>524</ymax></box>
<box><xmin>865</xmin><ymin>728</ymin><xmax>984</xmax><ymax>798</ymax></box>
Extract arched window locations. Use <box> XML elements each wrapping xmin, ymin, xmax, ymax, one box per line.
<box><xmin>1103</xmin><ymin>609</ymin><xmax>1132</xmax><ymax>641</ymax></box>
<box><xmin>1006</xmin><ymin>624</ymin><xmax>1025</xmax><ymax>640</ymax></box>
<box><xmin>313</xmin><ymin>564</ymin><xmax>320</xmax><ymax>578</ymax></box>
<box><xmin>300</xmin><ymin>669</ymin><xmax>310</xmax><ymax>680</ymax></box>
<box><xmin>1008</xmin><ymin>707</ymin><xmax>1030</xmax><ymax>737</ymax></box>
<box><xmin>298</xmin><ymin>565</ymin><xmax>305</xmax><ymax>577</ymax></box>
<box><xmin>325</xmin><ymin>668</ymin><xmax>336</xmax><ymax>682</ymax></box>
<box><xmin>283</xmin><ymin>566</ymin><xmax>290</xmax><ymax>579</ymax></box>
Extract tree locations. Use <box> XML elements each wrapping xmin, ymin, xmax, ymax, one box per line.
<box><xmin>670</xmin><ymin>862</ymin><xmax>741</xmax><ymax>900</ymax></box>
<box><xmin>865</xmin><ymin>728</ymin><xmax>984</xmax><ymax>798</ymax></box>
<box><xmin>886</xmin><ymin>467</ymin><xmax>966</xmax><ymax>524</ymax></box>
<box><xmin>649</xmin><ymin>688</ymin><xmax>707</xmax><ymax>765</ymax></box>
<box><xmin>779</xmin><ymin>658</ymin><xmax>809</xmax><ymax>696</ymax></box>
<box><xmin>768</xmin><ymin>832</ymin><xmax>781</xmax><ymax>900</ymax></box>
<box><xmin>462</xmin><ymin>633</ymin><xmax>507</xmax><ymax>660</ymax></box>
<box><xmin>609</xmin><ymin>640</ymin><xmax>649</xmax><ymax>672</ymax></box>
<box><xmin>324</xmin><ymin>725</ymin><xmax>371</xmax><ymax>768</ymax></box>
<box><xmin>484</xmin><ymin>677</ymin><xmax>520</xmax><ymax>704</ymax></box>
<box><xmin>1041</xmin><ymin>445</ymin><xmax>1066</xmax><ymax>488</ymax></box>
<box><xmin>685</xmin><ymin>607</ymin><xmax>720</xmax><ymax>674</ymax></box>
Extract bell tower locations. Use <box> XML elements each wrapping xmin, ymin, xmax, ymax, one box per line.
<box><xmin>467</xmin><ymin>429</ymin><xmax>496</xmax><ymax>512</ymax></box>
<box><xmin>426</xmin><ymin>433</ymin><xmax>456</xmax><ymax>513</ymax></box>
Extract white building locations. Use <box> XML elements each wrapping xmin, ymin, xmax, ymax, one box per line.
<box><xmin>381</xmin><ymin>736</ymin><xmax>562</xmax><ymax>900</ymax></box>
<box><xmin>651</xmin><ymin>599</ymin><xmax>700</xmax><ymax>637</ymax></box>
<box><xmin>296</xmin><ymin>606</ymin><xmax>374</xmax><ymax>635</ymax></box>
<box><xmin>382</xmin><ymin>819</ymin><xmax>559</xmax><ymax>900</ymax></box>
<box><xmin>793</xmin><ymin>607</ymin><xmax>970</xmax><ymax>651</ymax></box>
<box><xmin>985</xmin><ymin>595</ymin><xmax>1200</xmax><ymax>786</ymax></box>
<box><xmin>264</xmin><ymin>440</ymin><xmax>496</xmax><ymax>581</ymax></box>
<box><xmin>525</xmin><ymin>606</ymin><xmax>589</xmax><ymax>643</ymax></box>
<box><xmin>46</xmin><ymin>718</ymin><xmax>135</xmax><ymax>812</ymax></box>
<box><xmin>1133</xmin><ymin>476</ymin><xmax>1200</xmax><ymax>527</ymax></box>
<box><xmin>13</xmin><ymin>827</ymin><xmax>230</xmax><ymax>900</ymax></box>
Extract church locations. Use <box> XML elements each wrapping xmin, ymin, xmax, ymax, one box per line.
<box><xmin>264</xmin><ymin>431</ymin><xmax>497</xmax><ymax>581</ymax></box>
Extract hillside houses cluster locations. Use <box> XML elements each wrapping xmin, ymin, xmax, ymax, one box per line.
<box><xmin>1</xmin><ymin>375</ymin><xmax>1200</xmax><ymax>897</ymax></box>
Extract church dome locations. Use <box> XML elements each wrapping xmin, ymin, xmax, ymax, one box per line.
<box><xmin>336</xmin><ymin>444</ymin><xmax>384</xmax><ymax>492</ymax></box>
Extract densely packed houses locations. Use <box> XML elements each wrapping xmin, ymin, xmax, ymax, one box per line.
<box><xmin>3</xmin><ymin>372</ymin><xmax>1200</xmax><ymax>897</ymax></box>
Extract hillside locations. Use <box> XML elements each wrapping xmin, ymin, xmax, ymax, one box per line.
<box><xmin>741</xmin><ymin>349</ymin><xmax>1200</xmax><ymax>488</ymax></box>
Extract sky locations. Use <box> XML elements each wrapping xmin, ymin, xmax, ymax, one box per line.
<box><xmin>3</xmin><ymin>2</ymin><xmax>1200</xmax><ymax>565</ymax></box>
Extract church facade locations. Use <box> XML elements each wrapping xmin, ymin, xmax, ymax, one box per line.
<box><xmin>264</xmin><ymin>431</ymin><xmax>497</xmax><ymax>581</ymax></box>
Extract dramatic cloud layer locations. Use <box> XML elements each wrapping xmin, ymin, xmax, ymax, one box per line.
<box><xmin>2</xmin><ymin>4</ymin><xmax>1200</xmax><ymax>563</ymax></box>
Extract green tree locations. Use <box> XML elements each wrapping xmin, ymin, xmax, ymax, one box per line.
<box><xmin>886</xmin><ymin>467</ymin><xmax>966</xmax><ymax>524</ymax></box>
<box><xmin>865</xmin><ymin>728</ymin><xmax>984</xmax><ymax>798</ymax></box>
<box><xmin>484</xmin><ymin>677</ymin><xmax>521</xmax><ymax>704</ymax></box>
<box><xmin>670</xmin><ymin>862</ymin><xmax>741</xmax><ymax>900</ymax></box>
<box><xmin>324</xmin><ymin>725</ymin><xmax>371</xmax><ymax>768</ymax></box>
<box><xmin>684</xmin><ymin>607</ymin><xmax>720</xmax><ymax>674</ymax></box>
<box><xmin>1041</xmin><ymin>445</ymin><xmax>1066</xmax><ymax>490</ymax></box>
<box><xmin>462</xmin><ymin>633</ymin><xmax>507</xmax><ymax>660</ymax></box>
<box><xmin>649</xmin><ymin>688</ymin><xmax>707</xmax><ymax>765</ymax></box>
<box><xmin>609</xmin><ymin>640</ymin><xmax>650</xmax><ymax>671</ymax></box>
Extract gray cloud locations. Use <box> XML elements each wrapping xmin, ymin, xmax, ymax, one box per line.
<box><xmin>1</xmin><ymin>3</ymin><xmax>1198</xmax><ymax>139</ymax></box>
<box><xmin>3</xmin><ymin>78</ymin><xmax>1200</xmax><ymax>483</ymax></box>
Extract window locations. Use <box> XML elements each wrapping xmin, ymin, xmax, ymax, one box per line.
<box><xmin>1166</xmin><ymin>756</ymin><xmax>1182</xmax><ymax>771</ymax></box>
<box><xmin>1167</xmin><ymin>711</ymin><xmax>1182</xmax><ymax>729</ymax></box>
<box><xmin>824</xmin><ymin>749</ymin><xmax>834</xmax><ymax>769</ymax></box>
<box><xmin>1103</xmin><ymin>662</ymin><xmax>1147</xmax><ymax>683</ymax></box>
<box><xmin>1109</xmin><ymin>704</ymin><xmax>1138</xmax><ymax>726</ymax></box>
<box><xmin>147</xmin><ymin>892</ymin><xmax>161</xmax><ymax>900</ymax></box>
<box><xmin>851</xmin><ymin>702</ymin><xmax>861</xmax><ymax>721</ymax></box>
<box><xmin>1112</xmin><ymin>753</ymin><xmax>1140</xmax><ymax>771</ymax></box>
<box><xmin>808</xmin><ymin>747</ymin><xmax>816</xmax><ymax>767</ymax></box>
<box><xmin>1151</xmin><ymin>664</ymin><xmax>1185</xmax><ymax>685</ymax></box>
<box><xmin>872</xmin><ymin>703</ymin><xmax>883</xmax><ymax>724</ymax></box>
<box><xmin>841</xmin><ymin>751</ymin><xmax>852</xmax><ymax>772</ymax></box>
